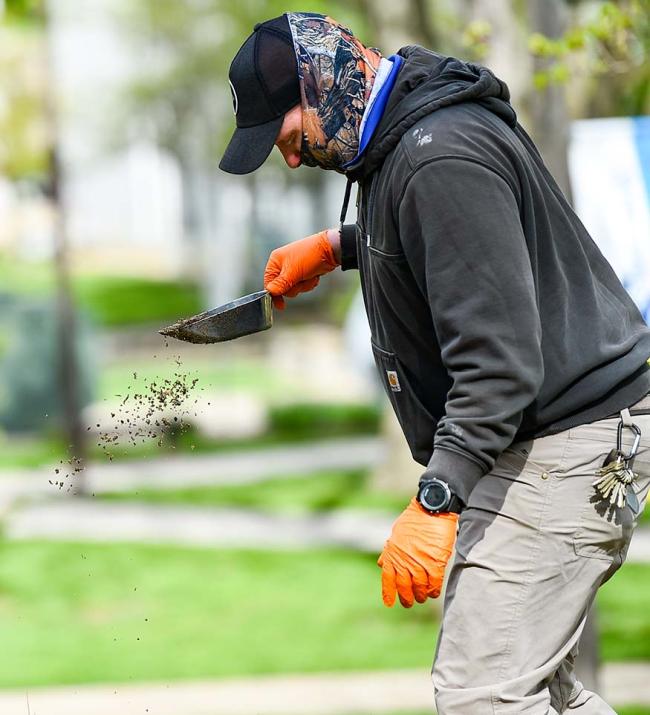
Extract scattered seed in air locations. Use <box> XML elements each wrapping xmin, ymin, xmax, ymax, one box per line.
<box><xmin>50</xmin><ymin>349</ymin><xmax>202</xmax><ymax>490</ymax></box>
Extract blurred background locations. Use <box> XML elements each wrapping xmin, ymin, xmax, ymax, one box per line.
<box><xmin>0</xmin><ymin>0</ymin><xmax>649</xmax><ymax>713</ymax></box>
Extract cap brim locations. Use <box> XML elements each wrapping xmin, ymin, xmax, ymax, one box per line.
<box><xmin>219</xmin><ymin>115</ymin><xmax>284</xmax><ymax>175</ymax></box>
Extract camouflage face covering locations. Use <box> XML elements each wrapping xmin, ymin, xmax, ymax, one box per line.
<box><xmin>286</xmin><ymin>12</ymin><xmax>382</xmax><ymax>172</ymax></box>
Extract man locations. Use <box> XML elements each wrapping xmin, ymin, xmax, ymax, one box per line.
<box><xmin>219</xmin><ymin>12</ymin><xmax>650</xmax><ymax>714</ymax></box>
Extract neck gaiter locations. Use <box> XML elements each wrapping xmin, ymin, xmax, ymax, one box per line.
<box><xmin>286</xmin><ymin>12</ymin><xmax>382</xmax><ymax>172</ymax></box>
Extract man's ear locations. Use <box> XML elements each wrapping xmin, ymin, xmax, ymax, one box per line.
<box><xmin>275</xmin><ymin>104</ymin><xmax>302</xmax><ymax>145</ymax></box>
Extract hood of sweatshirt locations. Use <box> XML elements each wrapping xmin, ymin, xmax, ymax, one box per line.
<box><xmin>345</xmin><ymin>45</ymin><xmax>517</xmax><ymax>180</ymax></box>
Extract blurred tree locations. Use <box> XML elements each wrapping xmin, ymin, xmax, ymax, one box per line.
<box><xmin>118</xmin><ymin>1</ymin><xmax>366</xmax><ymax>161</ymax></box>
<box><xmin>3</xmin><ymin>0</ymin><xmax>43</xmax><ymax>24</ymax></box>
<box><xmin>0</xmin><ymin>0</ymin><xmax>89</xmax><ymax>488</ymax></box>
<box><xmin>0</xmin><ymin>301</ymin><xmax>94</xmax><ymax>434</ymax></box>
<box><xmin>42</xmin><ymin>0</ymin><xmax>87</xmax><ymax>491</ymax></box>
<box><xmin>0</xmin><ymin>0</ymin><xmax>47</xmax><ymax>181</ymax></box>
<box><xmin>115</xmin><ymin>1</ymin><xmax>366</xmax><ymax>302</ymax></box>
<box><xmin>352</xmin><ymin>0</ymin><xmax>439</xmax><ymax>51</ymax></box>
<box><xmin>529</xmin><ymin>0</ymin><xmax>650</xmax><ymax>115</ymax></box>
<box><xmin>525</xmin><ymin>0</ymin><xmax>573</xmax><ymax>197</ymax></box>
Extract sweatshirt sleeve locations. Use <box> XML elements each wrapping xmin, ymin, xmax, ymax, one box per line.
<box><xmin>397</xmin><ymin>157</ymin><xmax>544</xmax><ymax>504</ymax></box>
<box><xmin>339</xmin><ymin>223</ymin><xmax>359</xmax><ymax>271</ymax></box>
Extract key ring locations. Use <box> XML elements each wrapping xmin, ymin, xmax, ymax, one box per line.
<box><xmin>617</xmin><ymin>420</ymin><xmax>641</xmax><ymax>461</ymax></box>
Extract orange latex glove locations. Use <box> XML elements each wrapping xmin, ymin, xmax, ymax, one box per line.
<box><xmin>377</xmin><ymin>497</ymin><xmax>459</xmax><ymax>608</ymax></box>
<box><xmin>263</xmin><ymin>230</ymin><xmax>339</xmax><ymax>310</ymax></box>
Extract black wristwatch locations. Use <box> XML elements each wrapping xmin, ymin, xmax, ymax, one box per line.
<box><xmin>417</xmin><ymin>477</ymin><xmax>464</xmax><ymax>514</ymax></box>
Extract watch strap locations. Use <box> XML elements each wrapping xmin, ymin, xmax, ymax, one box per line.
<box><xmin>446</xmin><ymin>493</ymin><xmax>464</xmax><ymax>514</ymax></box>
<box><xmin>339</xmin><ymin>223</ymin><xmax>358</xmax><ymax>271</ymax></box>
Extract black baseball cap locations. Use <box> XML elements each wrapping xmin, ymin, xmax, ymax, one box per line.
<box><xmin>219</xmin><ymin>15</ymin><xmax>300</xmax><ymax>175</ymax></box>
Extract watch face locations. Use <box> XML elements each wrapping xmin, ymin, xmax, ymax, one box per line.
<box><xmin>420</xmin><ymin>480</ymin><xmax>450</xmax><ymax>511</ymax></box>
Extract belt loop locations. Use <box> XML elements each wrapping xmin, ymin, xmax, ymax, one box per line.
<box><xmin>620</xmin><ymin>407</ymin><xmax>633</xmax><ymax>426</ymax></box>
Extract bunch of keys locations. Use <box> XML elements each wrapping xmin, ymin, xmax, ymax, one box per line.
<box><xmin>593</xmin><ymin>419</ymin><xmax>641</xmax><ymax>511</ymax></box>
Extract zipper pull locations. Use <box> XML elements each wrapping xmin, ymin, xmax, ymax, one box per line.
<box><xmin>366</xmin><ymin>233</ymin><xmax>371</xmax><ymax>247</ymax></box>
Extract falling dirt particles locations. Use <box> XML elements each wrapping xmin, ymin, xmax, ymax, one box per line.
<box><xmin>50</xmin><ymin>346</ymin><xmax>204</xmax><ymax>492</ymax></box>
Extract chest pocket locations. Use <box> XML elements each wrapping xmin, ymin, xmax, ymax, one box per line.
<box><xmin>371</xmin><ymin>341</ymin><xmax>438</xmax><ymax>466</ymax></box>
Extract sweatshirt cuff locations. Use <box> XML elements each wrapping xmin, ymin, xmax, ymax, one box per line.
<box><xmin>424</xmin><ymin>448</ymin><xmax>487</xmax><ymax>506</ymax></box>
<box><xmin>339</xmin><ymin>224</ymin><xmax>359</xmax><ymax>271</ymax></box>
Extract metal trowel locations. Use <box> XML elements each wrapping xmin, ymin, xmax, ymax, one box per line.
<box><xmin>159</xmin><ymin>290</ymin><xmax>273</xmax><ymax>344</ymax></box>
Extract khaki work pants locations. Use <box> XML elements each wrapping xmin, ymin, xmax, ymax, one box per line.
<box><xmin>432</xmin><ymin>393</ymin><xmax>650</xmax><ymax>714</ymax></box>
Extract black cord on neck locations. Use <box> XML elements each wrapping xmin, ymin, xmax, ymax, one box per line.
<box><xmin>338</xmin><ymin>177</ymin><xmax>353</xmax><ymax>230</ymax></box>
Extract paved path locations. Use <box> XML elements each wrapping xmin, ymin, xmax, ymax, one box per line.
<box><xmin>4</xmin><ymin>500</ymin><xmax>395</xmax><ymax>552</ymax></box>
<box><xmin>5</xmin><ymin>498</ymin><xmax>650</xmax><ymax>562</ymax></box>
<box><xmin>1</xmin><ymin>664</ymin><xmax>648</xmax><ymax>715</ymax></box>
<box><xmin>0</xmin><ymin>436</ymin><xmax>385</xmax><ymax>510</ymax></box>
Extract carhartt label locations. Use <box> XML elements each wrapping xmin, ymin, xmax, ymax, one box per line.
<box><xmin>386</xmin><ymin>370</ymin><xmax>401</xmax><ymax>392</ymax></box>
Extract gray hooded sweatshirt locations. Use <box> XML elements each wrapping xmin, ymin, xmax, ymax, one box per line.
<box><xmin>339</xmin><ymin>46</ymin><xmax>650</xmax><ymax>504</ymax></box>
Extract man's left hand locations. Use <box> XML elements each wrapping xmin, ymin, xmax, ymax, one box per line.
<box><xmin>377</xmin><ymin>497</ymin><xmax>459</xmax><ymax>608</ymax></box>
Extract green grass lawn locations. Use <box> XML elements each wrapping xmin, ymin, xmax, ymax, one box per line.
<box><xmin>598</xmin><ymin>562</ymin><xmax>650</xmax><ymax>661</ymax></box>
<box><xmin>0</xmin><ymin>541</ymin><xmax>438</xmax><ymax>687</ymax></box>
<box><xmin>0</xmin><ymin>256</ymin><xmax>54</xmax><ymax>297</ymax></box>
<box><xmin>0</xmin><ymin>257</ymin><xmax>203</xmax><ymax>327</ymax></box>
<box><xmin>0</xmin><ymin>541</ymin><xmax>648</xmax><ymax>689</ymax></box>
<box><xmin>100</xmin><ymin>469</ymin><xmax>408</xmax><ymax>513</ymax></box>
<box><xmin>0</xmin><ymin>433</ymin><xmax>67</xmax><ymax>469</ymax></box>
<box><xmin>73</xmin><ymin>276</ymin><xmax>202</xmax><ymax>327</ymax></box>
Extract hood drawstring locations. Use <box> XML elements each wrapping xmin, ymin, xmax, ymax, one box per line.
<box><xmin>339</xmin><ymin>177</ymin><xmax>354</xmax><ymax>231</ymax></box>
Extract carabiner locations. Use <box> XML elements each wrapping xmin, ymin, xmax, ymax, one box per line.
<box><xmin>617</xmin><ymin>420</ymin><xmax>641</xmax><ymax>461</ymax></box>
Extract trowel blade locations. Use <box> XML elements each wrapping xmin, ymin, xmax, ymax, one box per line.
<box><xmin>159</xmin><ymin>290</ymin><xmax>273</xmax><ymax>344</ymax></box>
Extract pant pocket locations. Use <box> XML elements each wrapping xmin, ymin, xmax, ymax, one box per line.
<box><xmin>566</xmin><ymin>434</ymin><xmax>636</xmax><ymax>562</ymax></box>
<box><xmin>568</xmin><ymin>412</ymin><xmax>650</xmax><ymax>560</ymax></box>
<box><xmin>573</xmin><ymin>496</ymin><xmax>635</xmax><ymax>561</ymax></box>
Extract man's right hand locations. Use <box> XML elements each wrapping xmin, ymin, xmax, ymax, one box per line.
<box><xmin>377</xmin><ymin>497</ymin><xmax>458</xmax><ymax>608</ymax></box>
<box><xmin>263</xmin><ymin>229</ymin><xmax>340</xmax><ymax>310</ymax></box>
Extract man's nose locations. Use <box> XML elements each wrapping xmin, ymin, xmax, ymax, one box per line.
<box><xmin>277</xmin><ymin>144</ymin><xmax>301</xmax><ymax>168</ymax></box>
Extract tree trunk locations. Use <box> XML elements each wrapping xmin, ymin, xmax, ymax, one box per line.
<box><xmin>527</xmin><ymin>0</ymin><xmax>599</xmax><ymax>689</ymax></box>
<box><xmin>45</xmin><ymin>0</ymin><xmax>86</xmax><ymax>494</ymax></box>
<box><xmin>353</xmin><ymin>0</ymin><xmax>438</xmax><ymax>52</ymax></box>
<box><xmin>456</xmin><ymin>0</ymin><xmax>532</xmax><ymax>106</ymax></box>
<box><xmin>524</xmin><ymin>0</ymin><xmax>573</xmax><ymax>198</ymax></box>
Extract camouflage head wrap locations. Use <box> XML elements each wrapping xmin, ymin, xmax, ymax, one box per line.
<box><xmin>286</xmin><ymin>12</ymin><xmax>382</xmax><ymax>172</ymax></box>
